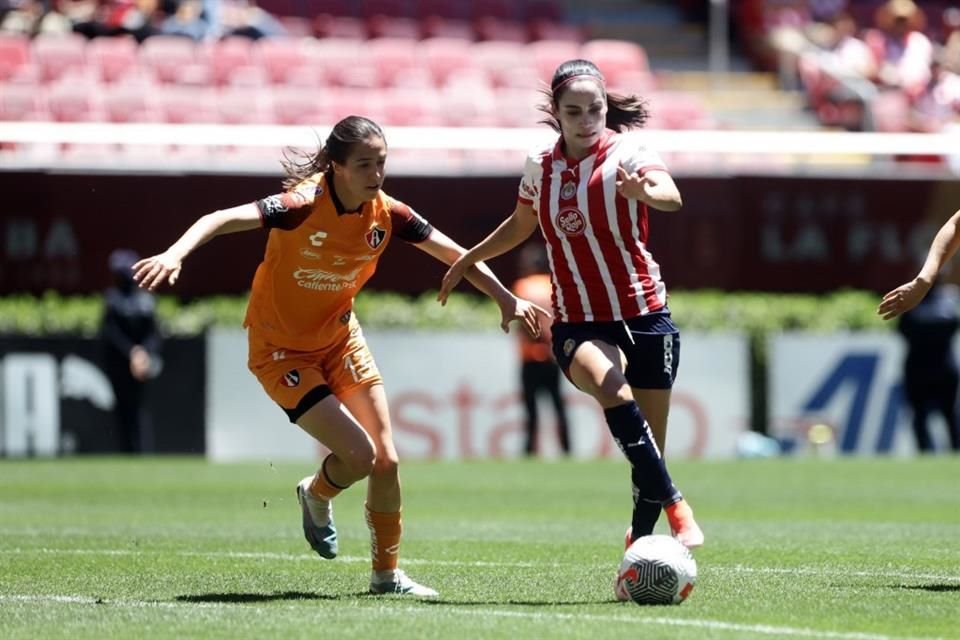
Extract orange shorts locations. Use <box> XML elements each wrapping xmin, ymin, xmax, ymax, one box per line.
<box><xmin>247</xmin><ymin>318</ymin><xmax>383</xmax><ymax>422</ymax></box>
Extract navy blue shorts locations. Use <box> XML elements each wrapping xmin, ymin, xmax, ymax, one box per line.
<box><xmin>551</xmin><ymin>310</ymin><xmax>680</xmax><ymax>390</ymax></box>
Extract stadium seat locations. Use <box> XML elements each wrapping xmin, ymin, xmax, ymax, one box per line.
<box><xmin>312</xmin><ymin>15</ymin><xmax>368</xmax><ymax>39</ymax></box>
<box><xmin>493</xmin><ymin>87</ymin><xmax>544</xmax><ymax>128</ymax></box>
<box><xmin>607</xmin><ymin>70</ymin><xmax>658</xmax><ymax>96</ymax></box>
<box><xmin>157</xmin><ymin>86</ymin><xmax>219</xmax><ymax>124</ymax></box>
<box><xmin>46</xmin><ymin>79</ymin><xmax>104</xmax><ymax>122</ymax></box>
<box><xmin>327</xmin><ymin>87</ymin><xmax>386</xmax><ymax>124</ymax></box>
<box><xmin>139</xmin><ymin>36</ymin><xmax>199</xmax><ymax>84</ymax></box>
<box><xmin>420</xmin><ymin>37</ymin><xmax>475</xmax><ymax>85</ymax></box>
<box><xmin>580</xmin><ymin>40</ymin><xmax>650</xmax><ymax>86</ymax></box>
<box><xmin>217</xmin><ymin>87</ymin><xmax>276</xmax><ymax>124</ymax></box>
<box><xmin>304</xmin><ymin>37</ymin><xmax>362</xmax><ymax>86</ymax></box>
<box><xmin>208</xmin><ymin>37</ymin><xmax>255</xmax><ymax>86</ymax></box>
<box><xmin>470</xmin><ymin>0</ymin><xmax>517</xmax><ymax>21</ymax></box>
<box><xmin>528</xmin><ymin>20</ymin><xmax>583</xmax><ymax>43</ymax></box>
<box><xmin>368</xmin><ymin>38</ymin><xmax>422</xmax><ymax>86</ymax></box>
<box><xmin>473</xmin><ymin>41</ymin><xmax>528</xmax><ymax>86</ymax></box>
<box><xmin>439</xmin><ymin>84</ymin><xmax>497</xmax><ymax>126</ymax></box>
<box><xmin>419</xmin><ymin>17</ymin><xmax>474</xmax><ymax>40</ymax></box>
<box><xmin>378</xmin><ymin>86</ymin><xmax>441</xmax><ymax>125</ymax></box>
<box><xmin>415</xmin><ymin>0</ymin><xmax>468</xmax><ymax>20</ymax></box>
<box><xmin>87</xmin><ymin>36</ymin><xmax>139</xmax><ymax>83</ymax></box>
<box><xmin>367</xmin><ymin>15</ymin><xmax>422</xmax><ymax>39</ymax></box>
<box><xmin>360</xmin><ymin>0</ymin><xmax>409</xmax><ymax>19</ymax></box>
<box><xmin>31</xmin><ymin>33</ymin><xmax>87</xmax><ymax>83</ymax></box>
<box><xmin>0</xmin><ymin>82</ymin><xmax>49</xmax><ymax>121</ymax></box>
<box><xmin>527</xmin><ymin>40</ymin><xmax>581</xmax><ymax>81</ymax></box>
<box><xmin>101</xmin><ymin>82</ymin><xmax>161</xmax><ymax>122</ymax></box>
<box><xmin>0</xmin><ymin>35</ymin><xmax>30</xmax><ymax>82</ymax></box>
<box><xmin>474</xmin><ymin>17</ymin><xmax>528</xmax><ymax>42</ymax></box>
<box><xmin>272</xmin><ymin>86</ymin><xmax>334</xmax><ymax>125</ymax></box>
<box><xmin>256</xmin><ymin>37</ymin><xmax>309</xmax><ymax>85</ymax></box>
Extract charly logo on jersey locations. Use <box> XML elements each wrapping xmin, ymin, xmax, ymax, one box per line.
<box><xmin>293</xmin><ymin>266</ymin><xmax>362</xmax><ymax>291</ymax></box>
<box><xmin>365</xmin><ymin>225</ymin><xmax>386</xmax><ymax>249</ymax></box>
<box><xmin>560</xmin><ymin>182</ymin><xmax>577</xmax><ymax>200</ymax></box>
<box><xmin>281</xmin><ymin>369</ymin><xmax>300</xmax><ymax>388</ymax></box>
<box><xmin>556</xmin><ymin>207</ymin><xmax>586</xmax><ymax>236</ymax></box>
<box><xmin>309</xmin><ymin>231</ymin><xmax>328</xmax><ymax>247</ymax></box>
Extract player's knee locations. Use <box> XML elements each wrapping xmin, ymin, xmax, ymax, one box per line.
<box><xmin>371</xmin><ymin>452</ymin><xmax>399</xmax><ymax>479</ymax></box>
<box><xmin>342</xmin><ymin>439</ymin><xmax>377</xmax><ymax>478</ymax></box>
<box><xmin>592</xmin><ymin>379</ymin><xmax>633</xmax><ymax>408</ymax></box>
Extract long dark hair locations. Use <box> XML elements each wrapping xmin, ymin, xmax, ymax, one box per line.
<box><xmin>537</xmin><ymin>59</ymin><xmax>649</xmax><ymax>133</ymax></box>
<box><xmin>281</xmin><ymin>115</ymin><xmax>386</xmax><ymax>190</ymax></box>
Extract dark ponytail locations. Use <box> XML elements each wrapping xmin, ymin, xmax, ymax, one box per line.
<box><xmin>537</xmin><ymin>59</ymin><xmax>650</xmax><ymax>133</ymax></box>
<box><xmin>281</xmin><ymin>115</ymin><xmax>386</xmax><ymax>190</ymax></box>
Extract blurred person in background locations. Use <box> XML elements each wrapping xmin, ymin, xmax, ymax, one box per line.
<box><xmin>101</xmin><ymin>248</ymin><xmax>162</xmax><ymax>454</ymax></box>
<box><xmin>864</xmin><ymin>0</ymin><xmax>933</xmax><ymax>101</ymax></box>
<box><xmin>512</xmin><ymin>243</ymin><xmax>570</xmax><ymax>457</ymax></box>
<box><xmin>132</xmin><ymin>116</ymin><xmax>547</xmax><ymax>597</ymax></box>
<box><xmin>879</xmin><ymin>209</ymin><xmax>960</xmax><ymax>453</ymax></box>
<box><xmin>439</xmin><ymin>59</ymin><xmax>704</xmax><ymax>555</ymax></box>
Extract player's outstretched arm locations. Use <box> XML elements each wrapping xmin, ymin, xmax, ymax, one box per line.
<box><xmin>133</xmin><ymin>203</ymin><xmax>262</xmax><ymax>291</ymax></box>
<box><xmin>878</xmin><ymin>209</ymin><xmax>960</xmax><ymax>320</ymax></box>
<box><xmin>416</xmin><ymin>225</ymin><xmax>550</xmax><ymax>337</ymax></box>
<box><xmin>437</xmin><ymin>203</ymin><xmax>540</xmax><ymax>305</ymax></box>
<box><xmin>616</xmin><ymin>168</ymin><xmax>682</xmax><ymax>211</ymax></box>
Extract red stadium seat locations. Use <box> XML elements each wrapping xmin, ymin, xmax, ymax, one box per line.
<box><xmin>327</xmin><ymin>87</ymin><xmax>386</xmax><ymax>124</ymax></box>
<box><xmin>304</xmin><ymin>37</ymin><xmax>362</xmax><ymax>86</ymax></box>
<box><xmin>368</xmin><ymin>38</ymin><xmax>422</xmax><ymax>86</ymax></box>
<box><xmin>256</xmin><ymin>37</ymin><xmax>309</xmax><ymax>85</ymax></box>
<box><xmin>217</xmin><ymin>87</ymin><xmax>275</xmax><ymax>124</ymax></box>
<box><xmin>157</xmin><ymin>86</ymin><xmax>219</xmax><ymax>124</ymax></box>
<box><xmin>580</xmin><ymin>39</ymin><xmax>650</xmax><ymax>86</ymax></box>
<box><xmin>528</xmin><ymin>40</ymin><xmax>581</xmax><ymax>81</ymax></box>
<box><xmin>360</xmin><ymin>0</ymin><xmax>409</xmax><ymax>19</ymax></box>
<box><xmin>439</xmin><ymin>84</ymin><xmax>496</xmax><ymax>126</ymax></box>
<box><xmin>415</xmin><ymin>0</ymin><xmax>468</xmax><ymax>20</ymax></box>
<box><xmin>607</xmin><ymin>70</ymin><xmax>658</xmax><ymax>96</ymax></box>
<box><xmin>101</xmin><ymin>83</ymin><xmax>161</xmax><ymax>122</ymax></box>
<box><xmin>0</xmin><ymin>82</ymin><xmax>49</xmax><ymax>121</ymax></box>
<box><xmin>367</xmin><ymin>15</ymin><xmax>422</xmax><ymax>39</ymax></box>
<box><xmin>528</xmin><ymin>20</ymin><xmax>583</xmax><ymax>43</ymax></box>
<box><xmin>470</xmin><ymin>0</ymin><xmax>516</xmax><ymax>21</ymax></box>
<box><xmin>139</xmin><ymin>36</ymin><xmax>199</xmax><ymax>84</ymax></box>
<box><xmin>420</xmin><ymin>17</ymin><xmax>474</xmax><ymax>40</ymax></box>
<box><xmin>87</xmin><ymin>36</ymin><xmax>139</xmax><ymax>83</ymax></box>
<box><xmin>493</xmin><ymin>87</ymin><xmax>544</xmax><ymax>127</ymax></box>
<box><xmin>419</xmin><ymin>37</ymin><xmax>475</xmax><ymax>85</ymax></box>
<box><xmin>46</xmin><ymin>79</ymin><xmax>104</xmax><ymax>122</ymax></box>
<box><xmin>378</xmin><ymin>86</ymin><xmax>441</xmax><ymax>125</ymax></box>
<box><xmin>473</xmin><ymin>17</ymin><xmax>528</xmax><ymax>42</ymax></box>
<box><xmin>0</xmin><ymin>35</ymin><xmax>30</xmax><ymax>82</ymax></box>
<box><xmin>31</xmin><ymin>33</ymin><xmax>87</xmax><ymax>83</ymax></box>
<box><xmin>473</xmin><ymin>41</ymin><xmax>528</xmax><ymax>86</ymax></box>
<box><xmin>208</xmin><ymin>37</ymin><xmax>254</xmax><ymax>86</ymax></box>
<box><xmin>272</xmin><ymin>86</ymin><xmax>334</xmax><ymax>125</ymax></box>
<box><xmin>312</xmin><ymin>15</ymin><xmax>368</xmax><ymax>39</ymax></box>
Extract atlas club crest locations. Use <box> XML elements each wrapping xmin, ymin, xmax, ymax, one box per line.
<box><xmin>365</xmin><ymin>225</ymin><xmax>386</xmax><ymax>249</ymax></box>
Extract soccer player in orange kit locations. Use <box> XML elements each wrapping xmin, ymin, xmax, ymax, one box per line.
<box><xmin>133</xmin><ymin>115</ymin><xmax>549</xmax><ymax>597</ymax></box>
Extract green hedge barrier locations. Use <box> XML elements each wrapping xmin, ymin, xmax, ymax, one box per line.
<box><xmin>0</xmin><ymin>289</ymin><xmax>891</xmax><ymax>337</ymax></box>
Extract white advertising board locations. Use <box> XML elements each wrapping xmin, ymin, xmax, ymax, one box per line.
<box><xmin>770</xmin><ymin>332</ymin><xmax>955</xmax><ymax>455</ymax></box>
<box><xmin>207</xmin><ymin>329</ymin><xmax>748</xmax><ymax>461</ymax></box>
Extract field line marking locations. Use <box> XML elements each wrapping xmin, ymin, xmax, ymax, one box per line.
<box><xmin>0</xmin><ymin>594</ymin><xmax>944</xmax><ymax>640</ymax></box>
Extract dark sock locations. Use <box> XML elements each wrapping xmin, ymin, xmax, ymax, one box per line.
<box><xmin>604</xmin><ymin>401</ymin><xmax>682</xmax><ymax>521</ymax></box>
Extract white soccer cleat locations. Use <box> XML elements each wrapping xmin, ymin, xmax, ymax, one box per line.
<box><xmin>296</xmin><ymin>476</ymin><xmax>338</xmax><ymax>559</ymax></box>
<box><xmin>369</xmin><ymin>569</ymin><xmax>439</xmax><ymax>597</ymax></box>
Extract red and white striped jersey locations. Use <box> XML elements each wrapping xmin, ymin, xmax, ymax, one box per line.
<box><xmin>517</xmin><ymin>129</ymin><xmax>670</xmax><ymax>323</ymax></box>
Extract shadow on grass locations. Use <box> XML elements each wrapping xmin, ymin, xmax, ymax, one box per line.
<box><xmin>175</xmin><ymin>591</ymin><xmax>359</xmax><ymax>603</ymax></box>
<box><xmin>894</xmin><ymin>584</ymin><xmax>960</xmax><ymax>593</ymax></box>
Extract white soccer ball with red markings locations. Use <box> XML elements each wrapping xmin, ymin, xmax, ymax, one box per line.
<box><xmin>614</xmin><ymin>534</ymin><xmax>697</xmax><ymax>605</ymax></box>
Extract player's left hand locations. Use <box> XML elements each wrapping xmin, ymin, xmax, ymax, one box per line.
<box><xmin>500</xmin><ymin>296</ymin><xmax>552</xmax><ymax>338</ymax></box>
<box><xmin>877</xmin><ymin>277</ymin><xmax>931</xmax><ymax>320</ymax></box>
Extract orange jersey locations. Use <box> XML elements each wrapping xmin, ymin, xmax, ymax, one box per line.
<box><xmin>512</xmin><ymin>273</ymin><xmax>554</xmax><ymax>362</ymax></box>
<box><xmin>243</xmin><ymin>172</ymin><xmax>432</xmax><ymax>352</ymax></box>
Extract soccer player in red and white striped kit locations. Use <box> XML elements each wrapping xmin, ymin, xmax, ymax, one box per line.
<box><xmin>439</xmin><ymin>59</ymin><xmax>704</xmax><ymax>550</ymax></box>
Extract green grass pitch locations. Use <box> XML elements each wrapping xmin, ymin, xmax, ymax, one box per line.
<box><xmin>1</xmin><ymin>457</ymin><xmax>958</xmax><ymax>639</ymax></box>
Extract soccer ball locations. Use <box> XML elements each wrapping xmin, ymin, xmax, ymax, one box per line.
<box><xmin>614</xmin><ymin>534</ymin><xmax>697</xmax><ymax>605</ymax></box>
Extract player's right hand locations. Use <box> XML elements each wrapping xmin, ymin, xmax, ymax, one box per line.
<box><xmin>132</xmin><ymin>251</ymin><xmax>182</xmax><ymax>291</ymax></box>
